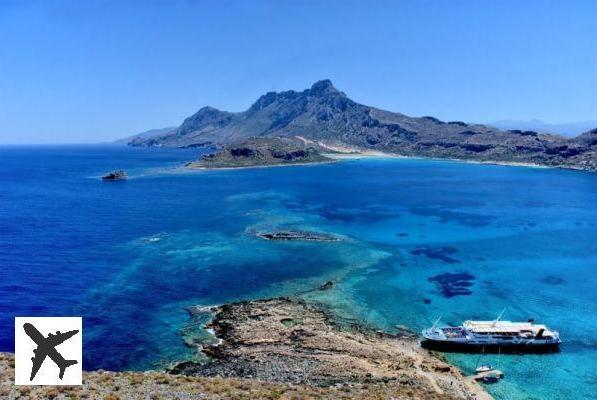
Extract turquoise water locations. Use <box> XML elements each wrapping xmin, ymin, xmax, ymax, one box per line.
<box><xmin>1</xmin><ymin>146</ymin><xmax>595</xmax><ymax>399</ymax></box>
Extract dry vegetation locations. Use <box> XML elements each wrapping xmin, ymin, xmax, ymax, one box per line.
<box><xmin>2</xmin><ymin>352</ymin><xmax>483</xmax><ymax>400</ymax></box>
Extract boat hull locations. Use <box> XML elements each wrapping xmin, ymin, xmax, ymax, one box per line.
<box><xmin>421</xmin><ymin>339</ymin><xmax>560</xmax><ymax>354</ymax></box>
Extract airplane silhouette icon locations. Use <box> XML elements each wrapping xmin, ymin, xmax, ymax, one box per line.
<box><xmin>23</xmin><ymin>322</ymin><xmax>79</xmax><ymax>381</ymax></box>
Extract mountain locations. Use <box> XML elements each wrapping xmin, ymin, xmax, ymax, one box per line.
<box><xmin>129</xmin><ymin>80</ymin><xmax>597</xmax><ymax>171</ymax></box>
<box><xmin>488</xmin><ymin>120</ymin><xmax>597</xmax><ymax>137</ymax></box>
<box><xmin>114</xmin><ymin>127</ymin><xmax>176</xmax><ymax>145</ymax></box>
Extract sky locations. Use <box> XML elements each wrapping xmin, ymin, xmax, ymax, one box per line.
<box><xmin>0</xmin><ymin>0</ymin><xmax>596</xmax><ymax>144</ymax></box>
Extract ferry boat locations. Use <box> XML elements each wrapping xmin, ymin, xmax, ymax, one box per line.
<box><xmin>421</xmin><ymin>311</ymin><xmax>561</xmax><ymax>353</ymax></box>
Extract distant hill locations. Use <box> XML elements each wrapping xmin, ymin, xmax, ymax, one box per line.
<box><xmin>127</xmin><ymin>80</ymin><xmax>597</xmax><ymax>171</ymax></box>
<box><xmin>488</xmin><ymin>120</ymin><xmax>597</xmax><ymax>137</ymax></box>
<box><xmin>186</xmin><ymin>137</ymin><xmax>333</xmax><ymax>169</ymax></box>
<box><xmin>113</xmin><ymin>127</ymin><xmax>176</xmax><ymax>145</ymax></box>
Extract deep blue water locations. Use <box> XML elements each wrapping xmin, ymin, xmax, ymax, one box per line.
<box><xmin>1</xmin><ymin>145</ymin><xmax>596</xmax><ymax>399</ymax></box>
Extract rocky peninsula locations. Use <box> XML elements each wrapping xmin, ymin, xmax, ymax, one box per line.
<box><xmin>173</xmin><ymin>297</ymin><xmax>490</xmax><ymax>400</ymax></box>
<box><xmin>0</xmin><ymin>297</ymin><xmax>491</xmax><ymax>399</ymax></box>
<box><xmin>185</xmin><ymin>137</ymin><xmax>333</xmax><ymax>169</ymax></box>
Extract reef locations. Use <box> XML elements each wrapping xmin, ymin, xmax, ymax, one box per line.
<box><xmin>411</xmin><ymin>246</ymin><xmax>460</xmax><ymax>264</ymax></box>
<box><xmin>428</xmin><ymin>272</ymin><xmax>475</xmax><ymax>297</ymax></box>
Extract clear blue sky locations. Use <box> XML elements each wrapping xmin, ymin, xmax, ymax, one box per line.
<box><xmin>1</xmin><ymin>0</ymin><xmax>595</xmax><ymax>144</ymax></box>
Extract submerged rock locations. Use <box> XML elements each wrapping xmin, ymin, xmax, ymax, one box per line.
<box><xmin>319</xmin><ymin>281</ymin><xmax>334</xmax><ymax>290</ymax></box>
<box><xmin>428</xmin><ymin>272</ymin><xmax>475</xmax><ymax>298</ymax></box>
<box><xmin>411</xmin><ymin>246</ymin><xmax>460</xmax><ymax>264</ymax></box>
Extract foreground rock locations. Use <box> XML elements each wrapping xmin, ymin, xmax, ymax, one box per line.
<box><xmin>174</xmin><ymin>298</ymin><xmax>491</xmax><ymax>400</ymax></box>
<box><xmin>186</xmin><ymin>137</ymin><xmax>333</xmax><ymax>169</ymax></box>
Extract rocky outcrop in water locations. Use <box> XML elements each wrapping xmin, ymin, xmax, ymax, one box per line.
<box><xmin>128</xmin><ymin>80</ymin><xmax>596</xmax><ymax>171</ymax></box>
<box><xmin>255</xmin><ymin>229</ymin><xmax>342</xmax><ymax>242</ymax></box>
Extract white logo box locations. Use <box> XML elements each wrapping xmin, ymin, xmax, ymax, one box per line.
<box><xmin>15</xmin><ymin>317</ymin><xmax>82</xmax><ymax>385</ymax></box>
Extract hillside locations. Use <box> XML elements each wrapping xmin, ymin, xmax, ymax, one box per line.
<box><xmin>186</xmin><ymin>137</ymin><xmax>333</xmax><ymax>169</ymax></box>
<box><xmin>114</xmin><ymin>127</ymin><xmax>176</xmax><ymax>145</ymax></box>
<box><xmin>129</xmin><ymin>80</ymin><xmax>597</xmax><ymax>171</ymax></box>
<box><xmin>487</xmin><ymin>119</ymin><xmax>597</xmax><ymax>137</ymax></box>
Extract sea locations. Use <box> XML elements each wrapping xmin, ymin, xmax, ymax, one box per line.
<box><xmin>1</xmin><ymin>145</ymin><xmax>595</xmax><ymax>399</ymax></box>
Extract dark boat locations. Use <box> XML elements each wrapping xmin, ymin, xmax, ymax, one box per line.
<box><xmin>102</xmin><ymin>170</ymin><xmax>127</xmax><ymax>181</ymax></box>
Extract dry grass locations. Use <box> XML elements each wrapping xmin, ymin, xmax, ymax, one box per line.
<box><xmin>0</xmin><ymin>352</ymin><xmax>479</xmax><ymax>400</ymax></box>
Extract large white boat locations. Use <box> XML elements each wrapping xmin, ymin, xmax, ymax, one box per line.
<box><xmin>421</xmin><ymin>311</ymin><xmax>561</xmax><ymax>353</ymax></box>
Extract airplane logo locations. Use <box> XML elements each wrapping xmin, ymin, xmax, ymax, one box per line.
<box><xmin>24</xmin><ymin>323</ymin><xmax>79</xmax><ymax>381</ymax></box>
<box><xmin>15</xmin><ymin>317</ymin><xmax>82</xmax><ymax>385</ymax></box>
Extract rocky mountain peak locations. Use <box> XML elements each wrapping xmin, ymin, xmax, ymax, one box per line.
<box><xmin>196</xmin><ymin>106</ymin><xmax>224</xmax><ymax>114</ymax></box>
<box><xmin>307</xmin><ymin>79</ymin><xmax>343</xmax><ymax>97</ymax></box>
<box><xmin>176</xmin><ymin>105</ymin><xmax>233</xmax><ymax>136</ymax></box>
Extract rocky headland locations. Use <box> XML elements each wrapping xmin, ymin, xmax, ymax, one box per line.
<box><xmin>173</xmin><ymin>297</ymin><xmax>491</xmax><ymax>400</ymax></box>
<box><xmin>185</xmin><ymin>137</ymin><xmax>333</xmax><ymax>169</ymax></box>
<box><xmin>0</xmin><ymin>298</ymin><xmax>492</xmax><ymax>399</ymax></box>
<box><xmin>128</xmin><ymin>80</ymin><xmax>596</xmax><ymax>172</ymax></box>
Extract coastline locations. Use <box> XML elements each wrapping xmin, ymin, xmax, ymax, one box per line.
<box><xmin>324</xmin><ymin>150</ymin><xmax>556</xmax><ymax>170</ymax></box>
<box><xmin>305</xmin><ymin>139</ymin><xmax>559</xmax><ymax>170</ymax></box>
<box><xmin>0</xmin><ymin>297</ymin><xmax>492</xmax><ymax>400</ymax></box>
<box><xmin>172</xmin><ymin>297</ymin><xmax>492</xmax><ymax>400</ymax></box>
<box><xmin>182</xmin><ymin>150</ymin><xmax>556</xmax><ymax>173</ymax></box>
<box><xmin>184</xmin><ymin>158</ymin><xmax>338</xmax><ymax>171</ymax></box>
<box><xmin>182</xmin><ymin>140</ymin><xmax>593</xmax><ymax>173</ymax></box>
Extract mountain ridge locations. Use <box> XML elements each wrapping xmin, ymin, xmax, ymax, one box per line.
<box><xmin>115</xmin><ymin>126</ymin><xmax>176</xmax><ymax>145</ymax></box>
<box><xmin>488</xmin><ymin>119</ymin><xmax>597</xmax><ymax>137</ymax></box>
<box><xmin>128</xmin><ymin>80</ymin><xmax>597</xmax><ymax>171</ymax></box>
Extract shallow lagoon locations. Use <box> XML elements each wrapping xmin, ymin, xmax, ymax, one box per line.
<box><xmin>1</xmin><ymin>146</ymin><xmax>596</xmax><ymax>399</ymax></box>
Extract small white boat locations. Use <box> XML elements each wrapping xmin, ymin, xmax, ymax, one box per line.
<box><xmin>476</xmin><ymin>364</ymin><xmax>493</xmax><ymax>373</ymax></box>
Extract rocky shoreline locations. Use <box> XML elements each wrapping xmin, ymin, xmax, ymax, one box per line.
<box><xmin>173</xmin><ymin>297</ymin><xmax>491</xmax><ymax>400</ymax></box>
<box><xmin>0</xmin><ymin>297</ymin><xmax>492</xmax><ymax>399</ymax></box>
